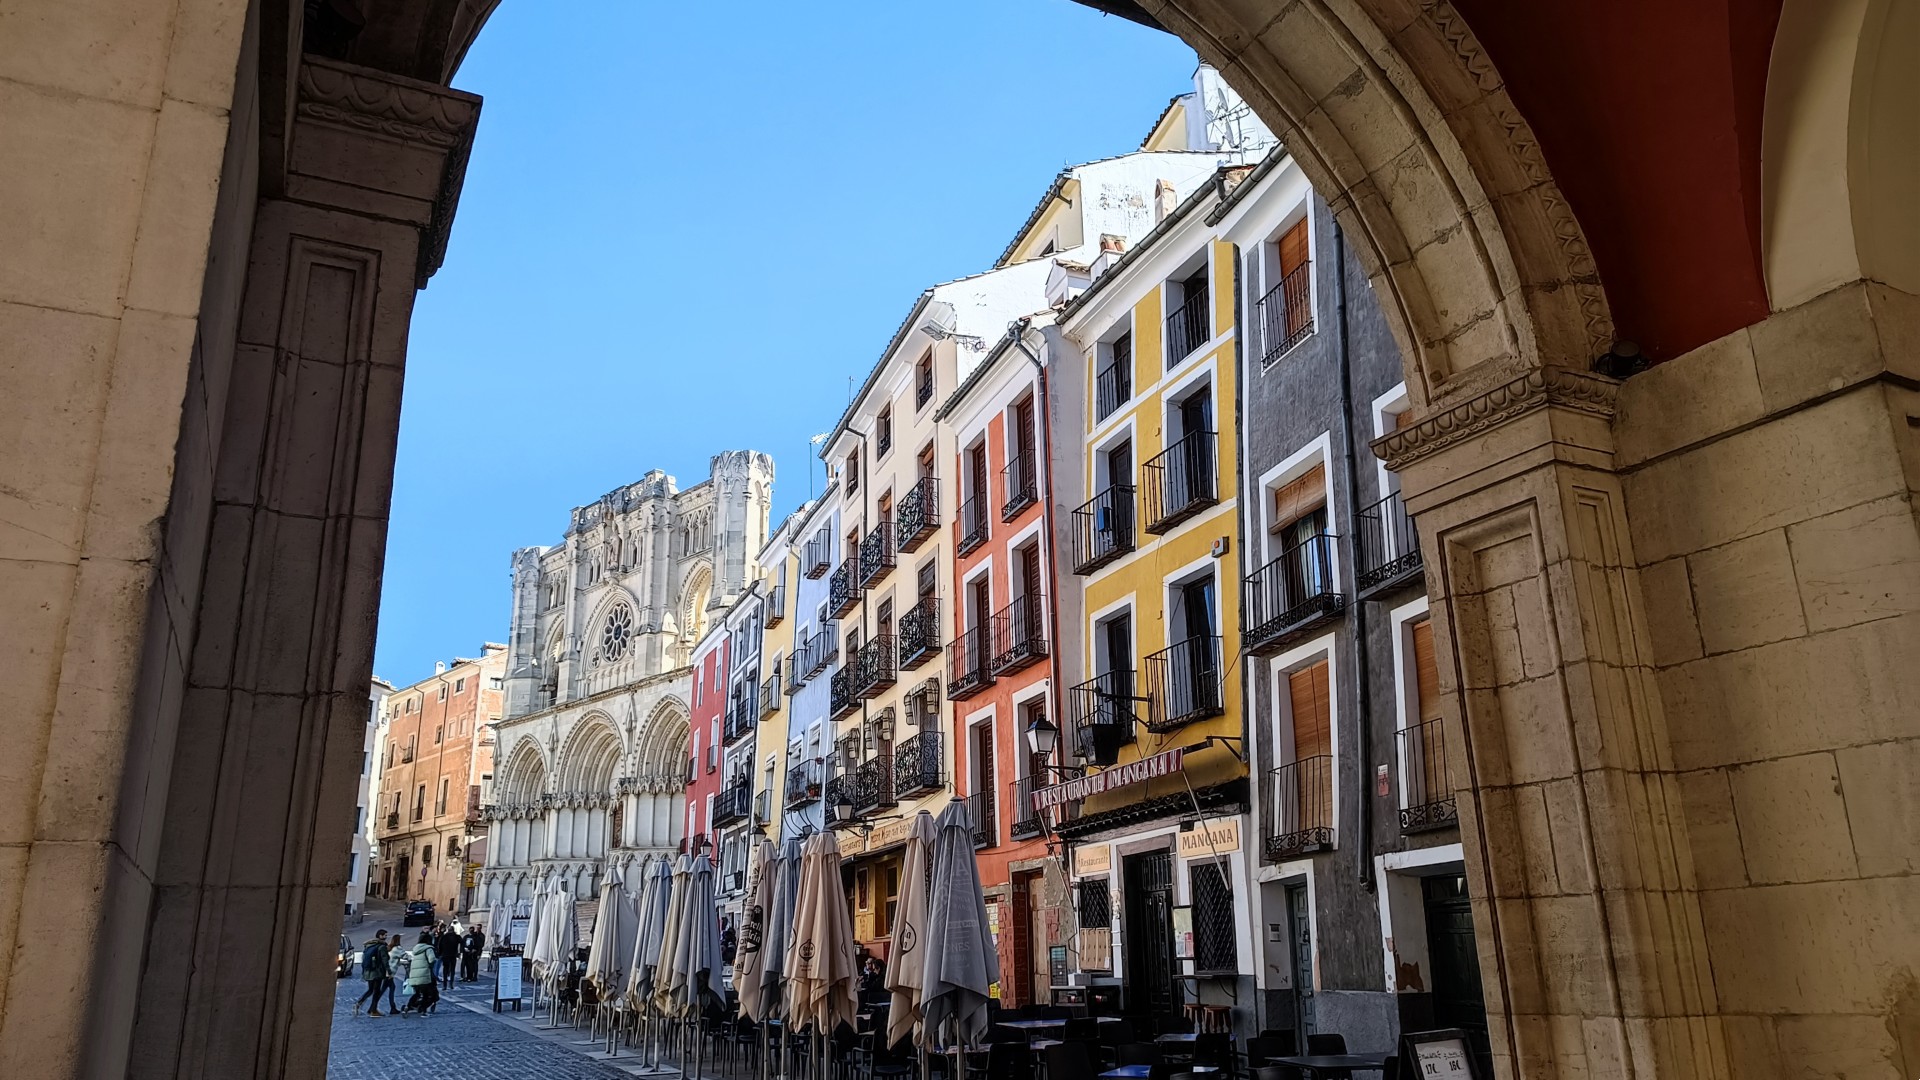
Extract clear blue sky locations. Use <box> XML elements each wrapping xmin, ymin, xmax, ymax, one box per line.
<box><xmin>374</xmin><ymin>1</ymin><xmax>1198</xmax><ymax>685</ymax></box>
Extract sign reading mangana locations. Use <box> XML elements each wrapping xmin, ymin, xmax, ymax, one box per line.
<box><xmin>1030</xmin><ymin>747</ymin><xmax>1184</xmax><ymax>811</ymax></box>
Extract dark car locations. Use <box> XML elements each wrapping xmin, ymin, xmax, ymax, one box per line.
<box><xmin>336</xmin><ymin>934</ymin><xmax>355</xmax><ymax>978</ymax></box>
<box><xmin>403</xmin><ymin>900</ymin><xmax>435</xmax><ymax>927</ymax></box>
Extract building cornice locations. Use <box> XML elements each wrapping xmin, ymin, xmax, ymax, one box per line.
<box><xmin>1371</xmin><ymin>367</ymin><xmax>1620</xmax><ymax>472</ymax></box>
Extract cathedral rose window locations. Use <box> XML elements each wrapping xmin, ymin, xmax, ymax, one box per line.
<box><xmin>600</xmin><ymin>603</ymin><xmax>634</xmax><ymax>663</ymax></box>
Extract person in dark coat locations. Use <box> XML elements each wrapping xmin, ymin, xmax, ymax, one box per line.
<box><xmin>435</xmin><ymin>925</ymin><xmax>461</xmax><ymax>990</ymax></box>
<box><xmin>461</xmin><ymin>926</ymin><xmax>484</xmax><ymax>981</ymax></box>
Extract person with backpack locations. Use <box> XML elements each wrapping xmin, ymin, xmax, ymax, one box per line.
<box><xmin>352</xmin><ymin>930</ymin><xmax>390</xmax><ymax>1017</ymax></box>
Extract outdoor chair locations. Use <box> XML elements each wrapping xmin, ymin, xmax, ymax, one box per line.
<box><xmin>1249</xmin><ymin>1034</ymin><xmax>1295</xmax><ymax>1067</ymax></box>
<box><xmin>1063</xmin><ymin>1015</ymin><xmax>1099</xmax><ymax>1042</ymax></box>
<box><xmin>966</xmin><ymin>1040</ymin><xmax>1034</xmax><ymax>1080</ymax></box>
<box><xmin>1116</xmin><ymin>1042</ymin><xmax>1163</xmax><ymax>1066</ymax></box>
<box><xmin>1304</xmin><ymin>1033</ymin><xmax>1352</xmax><ymax>1079</ymax></box>
<box><xmin>1193</xmin><ymin>1032</ymin><xmax>1236</xmax><ymax>1077</ymax></box>
<box><xmin>1043</xmin><ymin>1040</ymin><xmax>1097</xmax><ymax>1080</ymax></box>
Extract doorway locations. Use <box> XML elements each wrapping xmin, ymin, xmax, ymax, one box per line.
<box><xmin>1422</xmin><ymin>873</ymin><xmax>1492</xmax><ymax>1068</ymax></box>
<box><xmin>1123</xmin><ymin>850</ymin><xmax>1176</xmax><ymax>1023</ymax></box>
<box><xmin>1286</xmin><ymin>883</ymin><xmax>1314</xmax><ymax>1036</ymax></box>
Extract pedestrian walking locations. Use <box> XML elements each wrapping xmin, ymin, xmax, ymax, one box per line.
<box><xmin>435</xmin><ymin>924</ymin><xmax>460</xmax><ymax>990</ymax></box>
<box><xmin>461</xmin><ymin>925</ymin><xmax>484</xmax><ymax>982</ymax></box>
<box><xmin>352</xmin><ymin>930</ymin><xmax>390</xmax><ymax>1016</ymax></box>
<box><xmin>405</xmin><ymin>932</ymin><xmax>438</xmax><ymax>1015</ymax></box>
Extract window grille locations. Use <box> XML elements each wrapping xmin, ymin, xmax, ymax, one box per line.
<box><xmin>1191</xmin><ymin>861</ymin><xmax>1237</xmax><ymax>974</ymax></box>
<box><xmin>1077</xmin><ymin>878</ymin><xmax>1112</xmax><ymax>928</ymax></box>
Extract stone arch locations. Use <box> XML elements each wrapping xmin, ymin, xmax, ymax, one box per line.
<box><xmin>677</xmin><ymin>562</ymin><xmax>713</xmax><ymax>642</ymax></box>
<box><xmin>580</xmin><ymin>585</ymin><xmax>642</xmax><ymax>667</ymax></box>
<box><xmin>1141</xmin><ymin>0</ymin><xmax>1613</xmax><ymax>407</ymax></box>
<box><xmin>555</xmin><ymin>712</ymin><xmax>624</xmax><ymax>793</ymax></box>
<box><xmin>498</xmin><ymin>738</ymin><xmax>549</xmax><ymax>803</ymax></box>
<box><xmin>635</xmin><ymin>697</ymin><xmax>691</xmax><ymax>780</ymax></box>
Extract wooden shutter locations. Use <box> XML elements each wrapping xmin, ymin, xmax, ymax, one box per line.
<box><xmin>1270</xmin><ymin>464</ymin><xmax>1327</xmax><ymax>532</ymax></box>
<box><xmin>1278</xmin><ymin>220</ymin><xmax>1308</xmax><ymax>277</ymax></box>
<box><xmin>1287</xmin><ymin>660</ymin><xmax>1332</xmax><ymax>759</ymax></box>
<box><xmin>1412</xmin><ymin>619</ymin><xmax>1442</xmax><ymax>723</ymax></box>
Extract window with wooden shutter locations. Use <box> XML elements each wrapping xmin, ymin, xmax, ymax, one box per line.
<box><xmin>1287</xmin><ymin>659</ymin><xmax>1332</xmax><ymax>759</ymax></box>
<box><xmin>1278</xmin><ymin>219</ymin><xmax>1311</xmax><ymax>339</ymax></box>
<box><xmin>1270</xmin><ymin>464</ymin><xmax>1327</xmax><ymax>532</ymax></box>
<box><xmin>1412</xmin><ymin>618</ymin><xmax>1442</xmax><ymax>724</ymax></box>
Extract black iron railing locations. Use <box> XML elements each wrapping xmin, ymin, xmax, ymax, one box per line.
<box><xmin>853</xmin><ymin>634</ymin><xmax>896</xmax><ymax>699</ymax></box>
<box><xmin>765</xmin><ymin>582</ymin><xmax>786</xmax><ymax>626</ymax></box>
<box><xmin>724</xmin><ymin>697</ymin><xmax>754</xmax><ymax>744</ymax></box>
<box><xmin>896</xmin><ymin>476</ymin><xmax>939</xmax><ymax>553</ymax></box>
<box><xmin>713</xmin><ymin>781</ymin><xmax>753</xmax><ymax>827</ymax></box>
<box><xmin>759</xmin><ymin>671</ymin><xmax>781</xmax><ymax>718</ymax></box>
<box><xmin>893</xmin><ymin>730</ymin><xmax>942</xmax><ymax>798</ymax></box>
<box><xmin>1258</xmin><ymin>262</ymin><xmax>1314</xmax><ymax>365</ymax></box>
<box><xmin>1243</xmin><ymin>531</ymin><xmax>1343</xmax><ymax>651</ymax></box>
<box><xmin>829</xmin><ymin>665</ymin><xmax>858</xmax><ymax>720</ymax></box>
<box><xmin>799</xmin><ymin>623</ymin><xmax>839</xmax><ymax>679</ymax></box>
<box><xmin>1265</xmin><ymin>755</ymin><xmax>1335</xmax><ymax>859</ymax></box>
<box><xmin>965</xmin><ymin>789</ymin><xmax>996</xmax><ymax>849</ymax></box>
<box><xmin>1069</xmin><ymin>671</ymin><xmax>1143</xmax><ymax>766</ymax></box>
<box><xmin>1399</xmin><ymin>718</ymin><xmax>1457</xmax><ymax>832</ymax></box>
<box><xmin>824</xmin><ymin>774</ymin><xmax>855</xmax><ymax>828</ymax></box>
<box><xmin>947</xmin><ymin>627</ymin><xmax>995</xmax><ymax>701</ymax></box>
<box><xmin>860</xmin><ymin>523</ymin><xmax>896</xmax><ymax>587</ymax></box>
<box><xmin>989</xmin><ymin>595</ymin><xmax>1048</xmax><ymax>675</ymax></box>
<box><xmin>855</xmin><ymin>754</ymin><xmax>896</xmax><ymax>813</ymax></box>
<box><xmin>1165</xmin><ymin>284</ymin><xmax>1210</xmax><ymax>363</ymax></box>
<box><xmin>829</xmin><ymin>557</ymin><xmax>861</xmax><ymax>618</ymax></box>
<box><xmin>1095</xmin><ymin>348</ymin><xmax>1132</xmax><ymax>421</ymax></box>
<box><xmin>785</xmin><ymin>759</ymin><xmax>824</xmax><ymax>808</ymax></box>
<box><xmin>1356</xmin><ymin>491</ymin><xmax>1422</xmax><ymax>596</ymax></box>
<box><xmin>958</xmin><ymin>492</ymin><xmax>989</xmax><ymax>556</ymax></box>
<box><xmin>1070</xmin><ymin>485</ymin><xmax>1135</xmax><ymax>574</ymax></box>
<box><xmin>754</xmin><ymin>789</ymin><xmax>773</xmax><ymax>825</ymax></box>
<box><xmin>1142</xmin><ymin>430</ymin><xmax>1217</xmax><ymax>534</ymax></box>
<box><xmin>803</xmin><ymin>532</ymin><xmax>832</xmax><ymax>579</ymax></box>
<box><xmin>1001</xmin><ymin>453</ymin><xmax>1038</xmax><ymax>521</ymax></box>
<box><xmin>1144</xmin><ymin>635</ymin><xmax>1224</xmax><ymax>731</ymax></box>
<box><xmin>897</xmin><ymin>596</ymin><xmax>940</xmax><ymax>670</ymax></box>
<box><xmin>917</xmin><ymin>368</ymin><xmax>935</xmax><ymax>410</ymax></box>
<box><xmin>1011</xmin><ymin>775</ymin><xmax>1046</xmax><ymax>840</ymax></box>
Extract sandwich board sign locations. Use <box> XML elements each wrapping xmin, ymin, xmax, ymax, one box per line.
<box><xmin>493</xmin><ymin>955</ymin><xmax>524</xmax><ymax>1012</ymax></box>
<box><xmin>1400</xmin><ymin>1028</ymin><xmax>1479</xmax><ymax>1078</ymax></box>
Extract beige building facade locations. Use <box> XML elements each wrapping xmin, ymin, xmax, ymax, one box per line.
<box><xmin>0</xmin><ymin>3</ymin><xmax>1917</xmax><ymax>1079</ymax></box>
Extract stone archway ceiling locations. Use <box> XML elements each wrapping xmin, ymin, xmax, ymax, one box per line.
<box><xmin>1094</xmin><ymin>0</ymin><xmax>1783</xmax><ymax>363</ymax></box>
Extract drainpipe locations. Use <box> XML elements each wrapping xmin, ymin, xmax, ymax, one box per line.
<box><xmin>1010</xmin><ymin>317</ymin><xmax>1066</xmax><ymax>780</ymax></box>
<box><xmin>1333</xmin><ymin>223</ymin><xmax>1377</xmax><ymax>891</ymax></box>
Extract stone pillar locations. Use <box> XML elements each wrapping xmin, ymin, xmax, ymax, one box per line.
<box><xmin>1380</xmin><ymin>368</ymin><xmax>1729</xmax><ymax>1079</ymax></box>
<box><xmin>120</xmin><ymin>57</ymin><xmax>478</xmax><ymax>1080</ymax></box>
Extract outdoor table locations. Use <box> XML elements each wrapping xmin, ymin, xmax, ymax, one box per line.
<box><xmin>1099</xmin><ymin>1066</ymin><xmax>1218</xmax><ymax>1078</ymax></box>
<box><xmin>1154</xmin><ymin>1032</ymin><xmax>1200</xmax><ymax>1043</ymax></box>
<box><xmin>1272</xmin><ymin>1052</ymin><xmax>1393</xmax><ymax>1077</ymax></box>
<box><xmin>999</xmin><ymin>1019</ymin><xmax>1067</xmax><ymax>1030</ymax></box>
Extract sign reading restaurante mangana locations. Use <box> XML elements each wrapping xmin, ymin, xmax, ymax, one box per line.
<box><xmin>1030</xmin><ymin>746</ymin><xmax>1185</xmax><ymax>811</ymax></box>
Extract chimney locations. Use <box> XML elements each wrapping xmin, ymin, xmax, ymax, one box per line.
<box><xmin>1099</xmin><ymin>234</ymin><xmax>1126</xmax><ymax>255</ymax></box>
<box><xmin>1155</xmin><ymin>179</ymin><xmax>1177</xmax><ymax>222</ymax></box>
<box><xmin>436</xmin><ymin>661</ymin><xmax>447</xmax><ymax>675</ymax></box>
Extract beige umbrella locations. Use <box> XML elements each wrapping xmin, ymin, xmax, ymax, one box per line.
<box><xmin>784</xmin><ymin>831</ymin><xmax>857</xmax><ymax>1038</ymax></box>
<box><xmin>734</xmin><ymin>839</ymin><xmax>779</xmax><ymax>1023</ymax></box>
<box><xmin>884</xmin><ymin>811</ymin><xmax>939</xmax><ymax>1049</ymax></box>
<box><xmin>650</xmin><ymin>854</ymin><xmax>693</xmax><ymax>1016</ymax></box>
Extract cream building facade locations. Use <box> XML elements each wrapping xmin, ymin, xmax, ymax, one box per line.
<box><xmin>479</xmin><ymin>453</ymin><xmax>774</xmax><ymax>907</ymax></box>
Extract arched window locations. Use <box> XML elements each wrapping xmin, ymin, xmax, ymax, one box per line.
<box><xmin>599</xmin><ymin>603</ymin><xmax>635</xmax><ymax>664</ymax></box>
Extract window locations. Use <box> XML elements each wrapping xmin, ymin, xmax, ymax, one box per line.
<box><xmin>916</xmin><ymin>351</ymin><xmax>935</xmax><ymax>409</ymax></box>
<box><xmin>918</xmin><ymin>560</ymin><xmax>937</xmax><ymax>599</ymax></box>
<box><xmin>436</xmin><ymin>777</ymin><xmax>449</xmax><ymax>816</ymax></box>
<box><xmin>438</xmin><ymin>683</ymin><xmax>447</xmax><ymax>701</ymax></box>
<box><xmin>881</xmin><ymin>865</ymin><xmax>901</xmax><ymax>935</ymax></box>
<box><xmin>455</xmin><ymin>676</ymin><xmax>466</xmax><ymax>693</ymax></box>
<box><xmin>1261</xmin><ymin>218</ymin><xmax>1314</xmax><ymax>363</ymax></box>
<box><xmin>1288</xmin><ymin>659</ymin><xmax>1333</xmax><ymax>761</ymax></box>
<box><xmin>1096</xmin><ymin>330</ymin><xmax>1132</xmax><ymax>420</ymax></box>
<box><xmin>422</xmin><ymin>844</ymin><xmax>432</xmax><ymax>865</ymax></box>
<box><xmin>1076</xmin><ymin>878</ymin><xmax>1113</xmax><ymax>972</ymax></box>
<box><xmin>1411</xmin><ymin>619</ymin><xmax>1441</xmax><ymax>725</ymax></box>
<box><xmin>846</xmin><ymin>452</ymin><xmax>860</xmax><ymax>495</ymax></box>
<box><xmin>1166</xmin><ymin>264</ymin><xmax>1210</xmax><ymax>365</ymax></box>
<box><xmin>1191</xmin><ymin>861</ymin><xmax>1236</xmax><ymax>973</ymax></box>
<box><xmin>876</xmin><ymin>407</ymin><xmax>893</xmax><ymax>457</ymax></box>
<box><xmin>857</xmin><ymin>867</ymin><xmax>871</xmax><ymax>911</ymax></box>
<box><xmin>412</xmin><ymin>785</ymin><xmax>425</xmax><ymax>821</ymax></box>
<box><xmin>434</xmin><ymin>724</ymin><xmax>443</xmax><ymax>744</ymax></box>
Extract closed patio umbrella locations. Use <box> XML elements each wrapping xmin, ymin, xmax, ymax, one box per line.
<box><xmin>919</xmin><ymin>798</ymin><xmax>1000</xmax><ymax>1054</ymax></box>
<box><xmin>539</xmin><ymin>882</ymin><xmax>579</xmax><ymax>1022</ymax></box>
<box><xmin>761</xmin><ymin>836</ymin><xmax>803</xmax><ymax>1020</ymax></box>
<box><xmin>735</xmin><ymin>838</ymin><xmax>780</xmax><ymax>1023</ymax></box>
<box><xmin>650</xmin><ymin>854</ymin><xmax>693</xmax><ymax>1016</ymax></box>
<box><xmin>884</xmin><ymin>810</ymin><xmax>938</xmax><ymax>1050</ymax></box>
<box><xmin>785</xmin><ymin>831</ymin><xmax>857</xmax><ymax>1039</ymax></box>
<box><xmin>625</xmin><ymin>855</ymin><xmax>672</xmax><ymax>1008</ymax></box>
<box><xmin>585</xmin><ymin>863</ymin><xmax>638</xmax><ymax>998</ymax></box>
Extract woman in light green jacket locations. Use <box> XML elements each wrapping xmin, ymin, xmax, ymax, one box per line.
<box><xmin>405</xmin><ymin>932</ymin><xmax>438</xmax><ymax>1014</ymax></box>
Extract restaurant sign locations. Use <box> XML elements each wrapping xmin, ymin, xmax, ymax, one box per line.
<box><xmin>1031</xmin><ymin>746</ymin><xmax>1184</xmax><ymax>811</ymax></box>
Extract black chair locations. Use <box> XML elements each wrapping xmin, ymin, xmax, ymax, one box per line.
<box><xmin>1193</xmin><ymin>1032</ymin><xmax>1235</xmax><ymax>1078</ymax></box>
<box><xmin>1117</xmin><ymin>1043</ymin><xmax>1163</xmax><ymax>1066</ymax></box>
<box><xmin>967</xmin><ymin>1040</ymin><xmax>1034</xmax><ymax>1080</ymax></box>
<box><xmin>1378</xmin><ymin>1056</ymin><xmax>1399</xmax><ymax>1080</ymax></box>
<box><xmin>1146</xmin><ymin>1065</ymin><xmax>1185</xmax><ymax>1080</ymax></box>
<box><xmin>1043</xmin><ymin>1041</ymin><xmax>1097</xmax><ymax>1080</ymax></box>
<box><xmin>1253</xmin><ymin>1068</ymin><xmax>1305</xmax><ymax>1080</ymax></box>
<box><xmin>1249</xmin><ymin>1035</ymin><xmax>1294</xmax><ymax>1067</ymax></box>
<box><xmin>1306</xmin><ymin>1033</ymin><xmax>1346</xmax><ymax>1055</ymax></box>
<box><xmin>1100</xmin><ymin>1019</ymin><xmax>1139</xmax><ymax>1048</ymax></box>
<box><xmin>1063</xmin><ymin>1016</ymin><xmax>1099</xmax><ymax>1042</ymax></box>
<box><xmin>1159</xmin><ymin>1014</ymin><xmax>1195</xmax><ymax>1036</ymax></box>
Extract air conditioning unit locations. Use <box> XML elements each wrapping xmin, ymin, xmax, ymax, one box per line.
<box><xmin>1211</xmin><ymin>536</ymin><xmax>1229</xmax><ymax>558</ymax></box>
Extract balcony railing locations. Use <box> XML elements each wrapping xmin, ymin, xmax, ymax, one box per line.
<box><xmin>947</xmin><ymin>627</ymin><xmax>996</xmax><ymax>701</ymax></box>
<box><xmin>385</xmin><ymin>811</ymin><xmax>399</xmax><ymax>829</ymax></box>
<box><xmin>1165</xmin><ymin>284</ymin><xmax>1210</xmax><ymax>363</ymax></box>
<box><xmin>755</xmin><ymin>789</ymin><xmax>773</xmax><ymax>825</ymax></box>
<box><xmin>859</xmin><ymin>523</ymin><xmax>896</xmax><ymax>587</ymax></box>
<box><xmin>853</xmin><ymin>635</ymin><xmax>897</xmax><ymax>699</ymax></box>
<box><xmin>759</xmin><ymin>671</ymin><xmax>782</xmax><ymax>719</ymax></box>
<box><xmin>1069</xmin><ymin>671</ymin><xmax>1143</xmax><ymax>766</ymax></box>
<box><xmin>1142</xmin><ymin>431</ymin><xmax>1217</xmax><ymax>534</ymax></box>
<box><xmin>1399</xmin><ymin>718</ymin><xmax>1457</xmax><ymax>832</ymax></box>
<box><xmin>989</xmin><ymin>596</ymin><xmax>1048</xmax><ymax>675</ymax></box>
<box><xmin>1258</xmin><ymin>262</ymin><xmax>1314</xmax><ymax>366</ymax></box>
<box><xmin>1010</xmin><ymin>775</ymin><xmax>1046</xmax><ymax>841</ymax></box>
<box><xmin>1001</xmin><ymin>454</ymin><xmax>1038</xmax><ymax>521</ymax></box>
<box><xmin>965</xmin><ymin>789</ymin><xmax>996</xmax><ymax>849</ymax></box>
<box><xmin>893</xmin><ymin>730</ymin><xmax>943</xmax><ymax>798</ymax></box>
<box><xmin>829</xmin><ymin>558</ymin><xmax>861</xmax><ymax>618</ymax></box>
<box><xmin>1265</xmin><ymin>755</ymin><xmax>1335</xmax><ymax>859</ymax></box>
<box><xmin>1356</xmin><ymin>491</ymin><xmax>1423</xmax><ymax>597</ymax></box>
<box><xmin>1070</xmin><ymin>486</ymin><xmax>1135</xmax><ymax>575</ymax></box>
<box><xmin>724</xmin><ymin>700</ymin><xmax>754</xmax><ymax>744</ymax></box>
<box><xmin>829</xmin><ymin>666</ymin><xmax>859</xmax><ymax>720</ymax></box>
<box><xmin>765</xmin><ymin>582</ymin><xmax>787</xmax><ymax>626</ymax></box>
<box><xmin>917</xmin><ymin>369</ymin><xmax>935</xmax><ymax>410</ymax></box>
<box><xmin>1144</xmin><ymin>635</ymin><xmax>1224</xmax><ymax>732</ymax></box>
<box><xmin>855</xmin><ymin>755</ymin><xmax>897</xmax><ymax>814</ymax></box>
<box><xmin>1243</xmin><ymin>531</ymin><xmax>1344</xmax><ymax>652</ymax></box>
<box><xmin>958</xmin><ymin>491</ymin><xmax>989</xmax><ymax>556</ymax></box>
<box><xmin>713</xmin><ymin>782</ymin><xmax>753</xmax><ymax>827</ymax></box>
<box><xmin>785</xmin><ymin>759</ymin><xmax>824</xmax><ymax>808</ymax></box>
<box><xmin>824</xmin><ymin>775</ymin><xmax>855</xmax><ymax>829</ymax></box>
<box><xmin>802</xmin><ymin>533</ymin><xmax>832</xmax><ymax>579</ymax></box>
<box><xmin>1096</xmin><ymin>351</ymin><xmax>1131</xmax><ymax>422</ymax></box>
<box><xmin>896</xmin><ymin>476</ymin><xmax>939</xmax><ymax>553</ymax></box>
<box><xmin>801</xmin><ymin>622</ymin><xmax>839</xmax><ymax>679</ymax></box>
<box><xmin>897</xmin><ymin>597</ymin><xmax>940</xmax><ymax>671</ymax></box>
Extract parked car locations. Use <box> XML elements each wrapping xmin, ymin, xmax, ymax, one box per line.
<box><xmin>403</xmin><ymin>900</ymin><xmax>435</xmax><ymax>927</ymax></box>
<box><xmin>336</xmin><ymin>934</ymin><xmax>355</xmax><ymax>978</ymax></box>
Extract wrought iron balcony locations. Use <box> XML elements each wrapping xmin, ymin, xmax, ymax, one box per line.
<box><xmin>989</xmin><ymin>596</ymin><xmax>1048</xmax><ymax>675</ymax></box>
<box><xmin>801</xmin><ymin>622</ymin><xmax>839</xmax><ymax>679</ymax></box>
<box><xmin>893</xmin><ymin>729</ymin><xmax>943</xmax><ymax>798</ymax></box>
<box><xmin>1010</xmin><ymin>775</ymin><xmax>1047</xmax><ymax>841</ymax></box>
<box><xmin>897</xmin><ymin>596</ymin><xmax>940</xmax><ymax>671</ymax></box>
<box><xmin>853</xmin><ymin>635</ymin><xmax>897</xmax><ymax>699</ymax></box>
<box><xmin>824</xmin><ymin>774</ymin><xmax>855</xmax><ymax>829</ymax></box>
<box><xmin>859</xmin><ymin>523</ymin><xmax>896</xmax><ymax>587</ymax></box>
<box><xmin>785</xmin><ymin>759</ymin><xmax>824</xmax><ymax>808</ymax></box>
<box><xmin>828</xmin><ymin>558</ymin><xmax>861</xmax><ymax>618</ymax></box>
<box><xmin>759</xmin><ymin>671</ymin><xmax>782</xmax><ymax>719</ymax></box>
<box><xmin>1257</xmin><ymin>262</ymin><xmax>1314</xmax><ymax>366</ymax></box>
<box><xmin>896</xmin><ymin>476</ymin><xmax>939</xmax><ymax>553</ymax></box>
<box><xmin>829</xmin><ymin>666</ymin><xmax>859</xmax><ymax>720</ymax></box>
<box><xmin>754</xmin><ymin>789</ymin><xmax>773</xmax><ymax>825</ymax></box>
<box><xmin>947</xmin><ymin>627</ymin><xmax>995</xmax><ymax>702</ymax></box>
<box><xmin>1070</xmin><ymin>486</ymin><xmax>1135</xmax><ymax>575</ymax></box>
<box><xmin>1001</xmin><ymin>454</ymin><xmax>1038</xmax><ymax>521</ymax></box>
<box><xmin>1144</xmin><ymin>636</ymin><xmax>1224</xmax><ymax>732</ymax></box>
<box><xmin>1356</xmin><ymin>491</ymin><xmax>1423</xmax><ymax>598</ymax></box>
<box><xmin>1165</xmin><ymin>283</ymin><xmax>1210</xmax><ymax>363</ymax></box>
<box><xmin>1142</xmin><ymin>431</ymin><xmax>1217</xmax><ymax>534</ymax></box>
<box><xmin>855</xmin><ymin>755</ymin><xmax>897</xmax><ymax>814</ymax></box>
<box><xmin>802</xmin><ymin>532</ymin><xmax>832</xmax><ymax>579</ymax></box>
<box><xmin>1243</xmin><ymin>531</ymin><xmax>1344</xmax><ymax>652</ymax></box>
<box><xmin>713</xmin><ymin>781</ymin><xmax>753</xmax><ymax>827</ymax></box>
<box><xmin>917</xmin><ymin>367</ymin><xmax>935</xmax><ymax>410</ymax></box>
<box><xmin>958</xmin><ymin>492</ymin><xmax>989</xmax><ymax>556</ymax></box>
<box><xmin>385</xmin><ymin>811</ymin><xmax>399</xmax><ymax>830</ymax></box>
<box><xmin>1399</xmin><ymin>718</ymin><xmax>1457</xmax><ymax>833</ymax></box>
<box><xmin>965</xmin><ymin>789</ymin><xmax>997</xmax><ymax>849</ymax></box>
<box><xmin>764</xmin><ymin>582</ymin><xmax>787</xmax><ymax>626</ymax></box>
<box><xmin>723</xmin><ymin>702</ymin><xmax>754</xmax><ymax>745</ymax></box>
<box><xmin>1095</xmin><ymin>347</ymin><xmax>1131</xmax><ymax>421</ymax></box>
<box><xmin>1069</xmin><ymin>671</ymin><xmax>1143</xmax><ymax>766</ymax></box>
<box><xmin>1265</xmin><ymin>755</ymin><xmax>1335</xmax><ymax>860</ymax></box>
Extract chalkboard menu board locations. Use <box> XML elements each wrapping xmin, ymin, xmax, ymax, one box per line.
<box><xmin>1399</xmin><ymin>1028</ymin><xmax>1478</xmax><ymax>1079</ymax></box>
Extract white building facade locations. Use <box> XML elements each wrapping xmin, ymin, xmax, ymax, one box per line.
<box><xmin>478</xmin><ymin>452</ymin><xmax>774</xmax><ymax>907</ymax></box>
<box><xmin>350</xmin><ymin>678</ymin><xmax>392</xmax><ymax>921</ymax></box>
